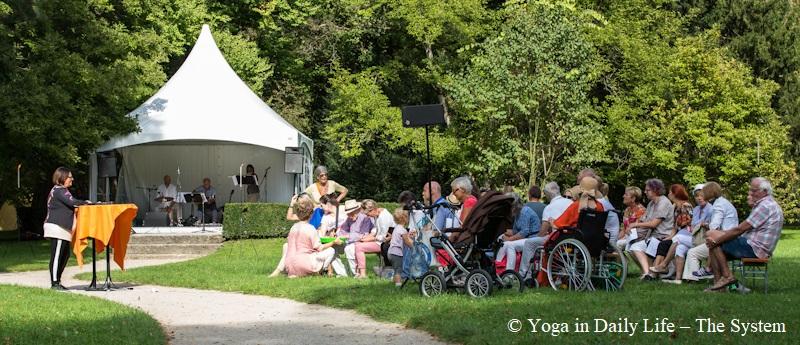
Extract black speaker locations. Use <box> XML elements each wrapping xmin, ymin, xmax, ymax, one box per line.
<box><xmin>99</xmin><ymin>156</ymin><xmax>117</xmax><ymax>178</ymax></box>
<box><xmin>401</xmin><ymin>104</ymin><xmax>446</xmax><ymax>128</ymax></box>
<box><xmin>285</xmin><ymin>147</ymin><xmax>304</xmax><ymax>174</ymax></box>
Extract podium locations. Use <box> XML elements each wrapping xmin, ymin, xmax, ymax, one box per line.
<box><xmin>71</xmin><ymin>204</ymin><xmax>138</xmax><ymax>291</ymax></box>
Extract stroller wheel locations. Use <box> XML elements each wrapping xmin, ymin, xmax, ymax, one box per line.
<box><xmin>419</xmin><ymin>271</ymin><xmax>446</xmax><ymax>297</ymax></box>
<box><xmin>499</xmin><ymin>270</ymin><xmax>525</xmax><ymax>293</ymax></box>
<box><xmin>465</xmin><ymin>269</ymin><xmax>493</xmax><ymax>298</ymax></box>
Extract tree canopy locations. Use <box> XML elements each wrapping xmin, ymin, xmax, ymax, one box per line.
<box><xmin>1</xmin><ymin>0</ymin><xmax>797</xmax><ymax>223</ymax></box>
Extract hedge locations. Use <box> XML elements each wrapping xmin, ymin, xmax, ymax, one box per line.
<box><xmin>222</xmin><ymin>202</ymin><xmax>401</xmax><ymax>240</ymax></box>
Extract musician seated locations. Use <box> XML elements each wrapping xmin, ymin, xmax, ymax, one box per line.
<box><xmin>157</xmin><ymin>175</ymin><xmax>181</xmax><ymax>226</ymax></box>
<box><xmin>194</xmin><ymin>177</ymin><xmax>218</xmax><ymax>223</ymax></box>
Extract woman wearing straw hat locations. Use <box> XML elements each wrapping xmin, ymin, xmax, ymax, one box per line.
<box><xmin>304</xmin><ymin>166</ymin><xmax>348</xmax><ymax>205</ymax></box>
<box><xmin>552</xmin><ymin>176</ymin><xmax>606</xmax><ymax>230</ymax></box>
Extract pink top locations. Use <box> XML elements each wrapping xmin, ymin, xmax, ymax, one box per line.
<box><xmin>285</xmin><ymin>222</ymin><xmax>325</xmax><ymax>277</ymax></box>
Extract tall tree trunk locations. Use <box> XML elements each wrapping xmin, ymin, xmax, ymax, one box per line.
<box><xmin>425</xmin><ymin>43</ymin><xmax>449</xmax><ymax>123</ymax></box>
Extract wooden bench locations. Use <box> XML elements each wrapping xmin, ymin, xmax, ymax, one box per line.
<box><xmin>729</xmin><ymin>258</ymin><xmax>770</xmax><ymax>293</ymax></box>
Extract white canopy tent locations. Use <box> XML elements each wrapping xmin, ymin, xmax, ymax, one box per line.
<box><xmin>90</xmin><ymin>25</ymin><xmax>313</xmax><ymax>222</ymax></box>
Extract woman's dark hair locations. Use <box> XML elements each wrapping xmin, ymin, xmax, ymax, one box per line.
<box><xmin>669</xmin><ymin>184</ymin><xmax>690</xmax><ymax>202</ymax></box>
<box><xmin>397</xmin><ymin>190</ymin><xmax>416</xmax><ymax>207</ymax></box>
<box><xmin>52</xmin><ymin>167</ymin><xmax>71</xmax><ymax>185</ymax></box>
<box><xmin>325</xmin><ymin>193</ymin><xmax>339</xmax><ymax>206</ymax></box>
<box><xmin>528</xmin><ymin>185</ymin><xmax>542</xmax><ymax>199</ymax></box>
<box><xmin>319</xmin><ymin>194</ymin><xmax>330</xmax><ymax>205</ymax></box>
<box><xmin>246</xmin><ymin>164</ymin><xmax>255</xmax><ymax>173</ymax></box>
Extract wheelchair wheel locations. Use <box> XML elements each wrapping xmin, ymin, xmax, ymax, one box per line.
<box><xmin>419</xmin><ymin>271</ymin><xmax>446</xmax><ymax>297</ymax></box>
<box><xmin>592</xmin><ymin>244</ymin><xmax>628</xmax><ymax>291</ymax></box>
<box><xmin>499</xmin><ymin>269</ymin><xmax>525</xmax><ymax>293</ymax></box>
<box><xmin>465</xmin><ymin>269</ymin><xmax>493</xmax><ymax>298</ymax></box>
<box><xmin>547</xmin><ymin>239</ymin><xmax>591</xmax><ymax>291</ymax></box>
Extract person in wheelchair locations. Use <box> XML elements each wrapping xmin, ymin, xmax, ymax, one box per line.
<box><xmin>703</xmin><ymin>177</ymin><xmax>783</xmax><ymax>292</ymax></box>
<box><xmin>551</xmin><ymin>176</ymin><xmax>605</xmax><ymax>230</ymax></box>
<box><xmin>495</xmin><ymin>193</ymin><xmax>541</xmax><ymax>272</ymax></box>
<box><xmin>518</xmin><ymin>181</ymin><xmax>574</xmax><ymax>280</ymax></box>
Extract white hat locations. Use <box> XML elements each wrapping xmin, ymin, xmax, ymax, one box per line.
<box><xmin>693</xmin><ymin>184</ymin><xmax>706</xmax><ymax>193</ymax></box>
<box><xmin>343</xmin><ymin>199</ymin><xmax>362</xmax><ymax>213</ymax></box>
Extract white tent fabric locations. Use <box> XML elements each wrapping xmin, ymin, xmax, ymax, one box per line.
<box><xmin>90</xmin><ymin>25</ymin><xmax>313</xmax><ymax>218</ymax></box>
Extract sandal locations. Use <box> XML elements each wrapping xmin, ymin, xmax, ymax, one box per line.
<box><xmin>649</xmin><ymin>266</ymin><xmax>666</xmax><ymax>274</ymax></box>
<box><xmin>709</xmin><ymin>278</ymin><xmax>738</xmax><ymax>291</ymax></box>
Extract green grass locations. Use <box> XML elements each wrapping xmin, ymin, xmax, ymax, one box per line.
<box><xmin>0</xmin><ymin>240</ymin><xmax>106</xmax><ymax>272</ymax></box>
<box><xmin>0</xmin><ymin>284</ymin><xmax>165</xmax><ymax>345</ymax></box>
<box><xmin>73</xmin><ymin>229</ymin><xmax>800</xmax><ymax>344</ymax></box>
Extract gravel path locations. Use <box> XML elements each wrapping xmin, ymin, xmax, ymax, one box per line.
<box><xmin>0</xmin><ymin>260</ymin><xmax>447</xmax><ymax>345</ymax></box>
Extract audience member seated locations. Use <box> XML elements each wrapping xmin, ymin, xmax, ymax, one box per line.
<box><xmin>552</xmin><ymin>176</ymin><xmax>605</xmax><ymax>230</ymax></box>
<box><xmin>682</xmin><ymin>184</ymin><xmax>714</xmax><ymax>282</ymax></box>
<box><xmin>354</xmin><ymin>200</ymin><xmax>396</xmax><ymax>278</ymax></box>
<box><xmin>597</xmin><ymin>183</ymin><xmax>620</xmax><ymax>245</ymax></box>
<box><xmin>617</xmin><ymin>186</ymin><xmax>646</xmax><ymax>250</ymax></box>
<box><xmin>451</xmin><ymin>176</ymin><xmax>478</xmax><ymax>223</ymax></box>
<box><xmin>525</xmin><ymin>185</ymin><xmax>546</xmax><ymax>220</ymax></box>
<box><xmin>519</xmin><ymin>181</ymin><xmax>572</xmax><ymax>280</ymax></box>
<box><xmin>284</xmin><ymin>195</ymin><xmax>342</xmax><ymax>278</ymax></box>
<box><xmin>649</xmin><ymin>184</ymin><xmax>693</xmax><ymax>282</ymax></box>
<box><xmin>627</xmin><ymin>178</ymin><xmax>674</xmax><ymax>280</ymax></box>
<box><xmin>704</xmin><ymin>177</ymin><xmax>783</xmax><ymax>291</ymax></box>
<box><xmin>685</xmin><ymin>182</ymin><xmax>740</xmax><ymax>281</ymax></box>
<box><xmin>305</xmin><ymin>165</ymin><xmax>348</xmax><ymax>205</ymax></box>
<box><xmin>496</xmin><ymin>193</ymin><xmax>541</xmax><ymax>272</ymax></box>
<box><xmin>338</xmin><ymin>199</ymin><xmax>374</xmax><ymax>276</ymax></box>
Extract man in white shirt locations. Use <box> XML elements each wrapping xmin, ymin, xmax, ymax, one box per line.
<box><xmin>598</xmin><ymin>183</ymin><xmax>620</xmax><ymax>245</ymax></box>
<box><xmin>157</xmin><ymin>175</ymin><xmax>181</xmax><ymax>226</ymax></box>
<box><xmin>519</xmin><ymin>182</ymin><xmax>572</xmax><ymax>279</ymax></box>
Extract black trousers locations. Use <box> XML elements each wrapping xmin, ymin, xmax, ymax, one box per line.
<box><xmin>49</xmin><ymin>238</ymin><xmax>70</xmax><ymax>284</ymax></box>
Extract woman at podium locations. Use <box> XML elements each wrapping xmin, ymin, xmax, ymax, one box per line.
<box><xmin>44</xmin><ymin>167</ymin><xmax>91</xmax><ymax>290</ymax></box>
<box><xmin>304</xmin><ymin>166</ymin><xmax>348</xmax><ymax>205</ymax></box>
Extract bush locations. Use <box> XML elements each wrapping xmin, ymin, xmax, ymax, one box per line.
<box><xmin>222</xmin><ymin>202</ymin><xmax>402</xmax><ymax>239</ymax></box>
<box><xmin>223</xmin><ymin>203</ymin><xmax>292</xmax><ymax>239</ymax></box>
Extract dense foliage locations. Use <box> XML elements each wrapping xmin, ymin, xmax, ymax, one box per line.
<box><xmin>1</xmin><ymin>0</ymin><xmax>797</xmax><ymax>223</ymax></box>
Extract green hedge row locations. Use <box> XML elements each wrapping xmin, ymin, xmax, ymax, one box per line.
<box><xmin>222</xmin><ymin>202</ymin><xmax>401</xmax><ymax>240</ymax></box>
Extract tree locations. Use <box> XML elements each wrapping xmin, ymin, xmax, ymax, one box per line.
<box><xmin>445</xmin><ymin>1</ymin><xmax>608</xmax><ymax>188</ymax></box>
<box><xmin>595</xmin><ymin>1</ymin><xmax>799</xmax><ymax>220</ymax></box>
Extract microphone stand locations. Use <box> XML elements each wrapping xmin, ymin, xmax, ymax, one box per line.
<box><xmin>261</xmin><ymin>167</ymin><xmax>270</xmax><ymax>202</ymax></box>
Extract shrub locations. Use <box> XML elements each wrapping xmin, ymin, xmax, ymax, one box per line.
<box><xmin>222</xmin><ymin>202</ymin><xmax>401</xmax><ymax>239</ymax></box>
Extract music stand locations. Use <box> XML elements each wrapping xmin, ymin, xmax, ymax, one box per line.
<box><xmin>185</xmin><ymin>193</ymin><xmax>208</xmax><ymax>232</ymax></box>
<box><xmin>230</xmin><ymin>175</ymin><xmax>258</xmax><ymax>203</ymax></box>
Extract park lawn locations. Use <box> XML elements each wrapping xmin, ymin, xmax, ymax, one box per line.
<box><xmin>73</xmin><ymin>229</ymin><xmax>800</xmax><ymax>345</ymax></box>
<box><xmin>0</xmin><ymin>240</ymin><xmax>106</xmax><ymax>272</ymax></box>
<box><xmin>0</xmin><ymin>284</ymin><xmax>165</xmax><ymax>345</ymax></box>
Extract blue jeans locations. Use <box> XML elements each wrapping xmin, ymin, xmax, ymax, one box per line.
<box><xmin>721</xmin><ymin>237</ymin><xmax>757</xmax><ymax>259</ymax></box>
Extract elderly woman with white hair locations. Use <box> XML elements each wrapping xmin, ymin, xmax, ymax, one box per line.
<box><xmin>451</xmin><ymin>176</ymin><xmax>478</xmax><ymax>223</ymax></box>
<box><xmin>305</xmin><ymin>165</ymin><xmax>348</xmax><ymax>205</ymax></box>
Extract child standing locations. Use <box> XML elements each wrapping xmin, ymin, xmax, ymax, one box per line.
<box><xmin>388</xmin><ymin>208</ymin><xmax>414</xmax><ymax>286</ymax></box>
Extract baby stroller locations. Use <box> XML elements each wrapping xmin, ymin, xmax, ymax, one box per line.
<box><xmin>528</xmin><ymin>209</ymin><xmax>628</xmax><ymax>291</ymax></box>
<box><xmin>419</xmin><ymin>191</ymin><xmax>525</xmax><ymax>298</ymax></box>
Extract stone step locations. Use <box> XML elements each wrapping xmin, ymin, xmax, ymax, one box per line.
<box><xmin>126</xmin><ymin>243</ymin><xmax>221</xmax><ymax>255</ymax></box>
<box><xmin>128</xmin><ymin>233</ymin><xmax>224</xmax><ymax>245</ymax></box>
<box><xmin>124</xmin><ymin>253</ymin><xmax>205</xmax><ymax>260</ymax></box>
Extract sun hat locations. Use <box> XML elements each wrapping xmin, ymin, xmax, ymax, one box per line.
<box><xmin>446</xmin><ymin>193</ymin><xmax>462</xmax><ymax>206</ymax></box>
<box><xmin>343</xmin><ymin>199</ymin><xmax>362</xmax><ymax>213</ymax></box>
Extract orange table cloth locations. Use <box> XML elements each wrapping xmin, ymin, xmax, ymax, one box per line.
<box><xmin>71</xmin><ymin>204</ymin><xmax>138</xmax><ymax>270</ymax></box>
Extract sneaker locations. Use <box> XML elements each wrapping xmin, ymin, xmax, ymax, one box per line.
<box><xmin>692</xmin><ymin>268</ymin><xmax>713</xmax><ymax>280</ymax></box>
<box><xmin>734</xmin><ymin>283</ymin><xmax>751</xmax><ymax>294</ymax></box>
<box><xmin>51</xmin><ymin>283</ymin><xmax>68</xmax><ymax>291</ymax></box>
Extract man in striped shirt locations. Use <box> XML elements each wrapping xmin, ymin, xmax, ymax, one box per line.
<box><xmin>703</xmin><ymin>177</ymin><xmax>784</xmax><ymax>292</ymax></box>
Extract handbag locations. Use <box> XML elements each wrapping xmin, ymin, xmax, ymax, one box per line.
<box><xmin>691</xmin><ymin>224</ymin><xmax>706</xmax><ymax>247</ymax></box>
